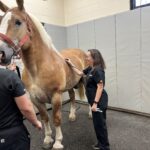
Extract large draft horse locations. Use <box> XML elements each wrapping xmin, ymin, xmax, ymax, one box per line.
<box><xmin>0</xmin><ymin>0</ymin><xmax>88</xmax><ymax>149</ymax></box>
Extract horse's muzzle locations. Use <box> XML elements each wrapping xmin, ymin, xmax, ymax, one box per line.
<box><xmin>0</xmin><ymin>42</ymin><xmax>14</xmax><ymax>65</ymax></box>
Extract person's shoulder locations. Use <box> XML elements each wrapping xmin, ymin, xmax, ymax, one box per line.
<box><xmin>0</xmin><ymin>68</ymin><xmax>18</xmax><ymax>79</ymax></box>
<box><xmin>86</xmin><ymin>66</ymin><xmax>92</xmax><ymax>71</ymax></box>
<box><xmin>93</xmin><ymin>66</ymin><xmax>104</xmax><ymax>74</ymax></box>
<box><xmin>0</xmin><ymin>68</ymin><xmax>11</xmax><ymax>75</ymax></box>
<box><xmin>83</xmin><ymin>66</ymin><xmax>92</xmax><ymax>74</ymax></box>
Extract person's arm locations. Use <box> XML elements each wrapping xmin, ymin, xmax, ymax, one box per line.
<box><xmin>91</xmin><ymin>81</ymin><xmax>103</xmax><ymax>112</ymax></box>
<box><xmin>65</xmin><ymin>58</ymin><xmax>84</xmax><ymax>76</ymax></box>
<box><xmin>15</xmin><ymin>94</ymin><xmax>42</xmax><ymax>130</ymax></box>
<box><xmin>71</xmin><ymin>66</ymin><xmax>84</xmax><ymax>76</ymax></box>
<box><xmin>91</xmin><ymin>68</ymin><xmax>105</xmax><ymax>112</ymax></box>
<box><xmin>10</xmin><ymin>72</ymin><xmax>42</xmax><ymax>130</ymax></box>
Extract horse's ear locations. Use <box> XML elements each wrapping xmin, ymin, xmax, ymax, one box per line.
<box><xmin>16</xmin><ymin>0</ymin><xmax>24</xmax><ymax>11</ymax></box>
<box><xmin>0</xmin><ymin>1</ymin><xmax>9</xmax><ymax>12</ymax></box>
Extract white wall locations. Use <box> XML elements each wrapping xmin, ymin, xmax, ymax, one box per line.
<box><xmin>0</xmin><ymin>0</ymin><xmax>65</xmax><ymax>26</ymax></box>
<box><xmin>0</xmin><ymin>0</ymin><xmax>130</xmax><ymax>26</ymax></box>
<box><xmin>64</xmin><ymin>0</ymin><xmax>130</xmax><ymax>26</ymax></box>
<box><xmin>66</xmin><ymin>6</ymin><xmax>150</xmax><ymax>114</ymax></box>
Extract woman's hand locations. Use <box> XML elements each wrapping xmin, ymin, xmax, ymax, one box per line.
<box><xmin>65</xmin><ymin>58</ymin><xmax>84</xmax><ymax>76</ymax></box>
<box><xmin>65</xmin><ymin>58</ymin><xmax>75</xmax><ymax>67</ymax></box>
<box><xmin>91</xmin><ymin>103</ymin><xmax>97</xmax><ymax>112</ymax></box>
<box><xmin>65</xmin><ymin>58</ymin><xmax>71</xmax><ymax>63</ymax></box>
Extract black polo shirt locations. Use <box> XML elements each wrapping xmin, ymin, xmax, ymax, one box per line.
<box><xmin>0</xmin><ymin>68</ymin><xmax>25</xmax><ymax>129</ymax></box>
<box><xmin>83</xmin><ymin>66</ymin><xmax>108</xmax><ymax>110</ymax></box>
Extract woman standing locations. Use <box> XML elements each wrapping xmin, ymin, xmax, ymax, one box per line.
<box><xmin>66</xmin><ymin>49</ymin><xmax>110</xmax><ymax>150</ymax></box>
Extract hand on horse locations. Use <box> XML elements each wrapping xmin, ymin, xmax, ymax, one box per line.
<box><xmin>65</xmin><ymin>58</ymin><xmax>75</xmax><ymax>68</ymax></box>
<box><xmin>34</xmin><ymin>120</ymin><xmax>42</xmax><ymax>130</ymax></box>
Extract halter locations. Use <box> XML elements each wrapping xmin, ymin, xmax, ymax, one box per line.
<box><xmin>0</xmin><ymin>32</ymin><xmax>29</xmax><ymax>55</ymax></box>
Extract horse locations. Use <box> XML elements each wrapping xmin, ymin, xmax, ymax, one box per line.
<box><xmin>0</xmin><ymin>0</ymin><xmax>89</xmax><ymax>149</ymax></box>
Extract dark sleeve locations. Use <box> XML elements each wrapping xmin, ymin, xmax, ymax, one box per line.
<box><xmin>93</xmin><ymin>68</ymin><xmax>104</xmax><ymax>84</ymax></box>
<box><xmin>83</xmin><ymin>66</ymin><xmax>92</xmax><ymax>75</ymax></box>
<box><xmin>10</xmin><ymin>72</ymin><xmax>26</xmax><ymax>97</ymax></box>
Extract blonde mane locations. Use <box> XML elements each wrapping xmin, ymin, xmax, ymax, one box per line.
<box><xmin>28</xmin><ymin>13</ymin><xmax>63</xmax><ymax>58</ymax></box>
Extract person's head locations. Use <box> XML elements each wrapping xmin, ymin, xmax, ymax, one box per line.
<box><xmin>86</xmin><ymin>49</ymin><xmax>106</xmax><ymax>70</ymax></box>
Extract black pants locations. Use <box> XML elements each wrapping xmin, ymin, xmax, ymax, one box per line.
<box><xmin>92</xmin><ymin>109</ymin><xmax>110</xmax><ymax>150</ymax></box>
<box><xmin>0</xmin><ymin>125</ymin><xmax>30</xmax><ymax>150</ymax></box>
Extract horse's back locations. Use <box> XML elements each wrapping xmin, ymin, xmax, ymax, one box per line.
<box><xmin>60</xmin><ymin>48</ymin><xmax>85</xmax><ymax>57</ymax></box>
<box><xmin>60</xmin><ymin>48</ymin><xmax>87</xmax><ymax>68</ymax></box>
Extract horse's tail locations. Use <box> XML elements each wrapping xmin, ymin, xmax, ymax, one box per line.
<box><xmin>76</xmin><ymin>77</ymin><xmax>85</xmax><ymax>100</ymax></box>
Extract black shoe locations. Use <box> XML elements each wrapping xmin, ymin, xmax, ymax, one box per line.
<box><xmin>100</xmin><ymin>147</ymin><xmax>110</xmax><ymax>150</ymax></box>
<box><xmin>92</xmin><ymin>143</ymin><xmax>100</xmax><ymax>150</ymax></box>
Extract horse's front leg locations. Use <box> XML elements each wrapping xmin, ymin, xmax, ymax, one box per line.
<box><xmin>33</xmin><ymin>102</ymin><xmax>54</xmax><ymax>149</ymax></box>
<box><xmin>88</xmin><ymin>105</ymin><xmax>92</xmax><ymax>119</ymax></box>
<box><xmin>68</xmin><ymin>89</ymin><xmax>76</xmax><ymax>121</ymax></box>
<box><xmin>52</xmin><ymin>92</ymin><xmax>63</xmax><ymax>150</ymax></box>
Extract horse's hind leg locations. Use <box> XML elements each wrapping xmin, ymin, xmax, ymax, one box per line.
<box><xmin>68</xmin><ymin>89</ymin><xmax>76</xmax><ymax>121</ymax></box>
<box><xmin>33</xmin><ymin>102</ymin><xmax>53</xmax><ymax>149</ymax></box>
<box><xmin>52</xmin><ymin>92</ymin><xmax>63</xmax><ymax>150</ymax></box>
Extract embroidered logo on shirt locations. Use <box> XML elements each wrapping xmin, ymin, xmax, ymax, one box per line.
<box><xmin>0</xmin><ymin>138</ymin><xmax>5</xmax><ymax>144</ymax></box>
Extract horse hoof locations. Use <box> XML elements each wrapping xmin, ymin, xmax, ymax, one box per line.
<box><xmin>42</xmin><ymin>143</ymin><xmax>53</xmax><ymax>149</ymax></box>
<box><xmin>69</xmin><ymin>115</ymin><xmax>76</xmax><ymax>121</ymax></box>
<box><xmin>52</xmin><ymin>142</ymin><xmax>64</xmax><ymax>150</ymax></box>
<box><xmin>69</xmin><ymin>117</ymin><xmax>76</xmax><ymax>121</ymax></box>
<box><xmin>52</xmin><ymin>148</ymin><xmax>63</xmax><ymax>150</ymax></box>
<box><xmin>88</xmin><ymin>114</ymin><xmax>92</xmax><ymax>119</ymax></box>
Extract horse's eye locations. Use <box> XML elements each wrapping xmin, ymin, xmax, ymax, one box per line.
<box><xmin>15</xmin><ymin>20</ymin><xmax>22</xmax><ymax>26</ymax></box>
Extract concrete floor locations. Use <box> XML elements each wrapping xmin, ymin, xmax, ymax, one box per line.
<box><xmin>24</xmin><ymin>103</ymin><xmax>150</xmax><ymax>150</ymax></box>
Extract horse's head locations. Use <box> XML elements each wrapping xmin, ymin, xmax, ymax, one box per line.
<box><xmin>0</xmin><ymin>0</ymin><xmax>32</xmax><ymax>64</ymax></box>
